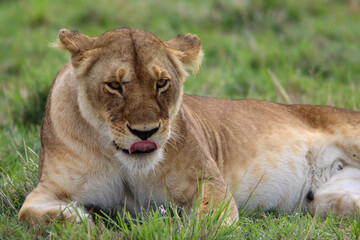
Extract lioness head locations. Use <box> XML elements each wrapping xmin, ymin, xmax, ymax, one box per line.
<box><xmin>54</xmin><ymin>28</ymin><xmax>202</xmax><ymax>172</ymax></box>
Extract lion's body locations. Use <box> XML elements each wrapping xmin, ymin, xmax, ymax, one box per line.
<box><xmin>19</xmin><ymin>28</ymin><xmax>360</xmax><ymax>225</ymax></box>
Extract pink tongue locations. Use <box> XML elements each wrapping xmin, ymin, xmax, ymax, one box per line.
<box><xmin>129</xmin><ymin>140</ymin><xmax>158</xmax><ymax>154</ymax></box>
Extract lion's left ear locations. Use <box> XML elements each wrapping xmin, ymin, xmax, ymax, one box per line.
<box><xmin>165</xmin><ymin>34</ymin><xmax>203</xmax><ymax>73</ymax></box>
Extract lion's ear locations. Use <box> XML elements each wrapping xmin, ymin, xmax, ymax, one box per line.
<box><xmin>52</xmin><ymin>29</ymin><xmax>94</xmax><ymax>55</ymax></box>
<box><xmin>165</xmin><ymin>34</ymin><xmax>203</xmax><ymax>73</ymax></box>
<box><xmin>52</xmin><ymin>29</ymin><xmax>95</xmax><ymax>67</ymax></box>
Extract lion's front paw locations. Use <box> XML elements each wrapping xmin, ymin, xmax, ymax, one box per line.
<box><xmin>19</xmin><ymin>201</ymin><xmax>91</xmax><ymax>226</ymax></box>
<box><xmin>61</xmin><ymin>201</ymin><xmax>91</xmax><ymax>223</ymax></box>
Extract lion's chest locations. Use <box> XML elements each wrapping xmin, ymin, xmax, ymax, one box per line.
<box><xmin>74</xmin><ymin>166</ymin><xmax>125</xmax><ymax>209</ymax></box>
<box><xmin>124</xmin><ymin>174</ymin><xmax>168</xmax><ymax>208</ymax></box>
<box><xmin>75</xmin><ymin>167</ymin><xmax>167</xmax><ymax>212</ymax></box>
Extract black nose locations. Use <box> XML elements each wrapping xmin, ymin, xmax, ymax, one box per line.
<box><xmin>127</xmin><ymin>125</ymin><xmax>159</xmax><ymax>140</ymax></box>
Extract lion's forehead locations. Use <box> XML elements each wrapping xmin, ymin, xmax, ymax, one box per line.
<box><xmin>78</xmin><ymin>28</ymin><xmax>174</xmax><ymax>83</ymax></box>
<box><xmin>94</xmin><ymin>28</ymin><xmax>167</xmax><ymax>62</ymax></box>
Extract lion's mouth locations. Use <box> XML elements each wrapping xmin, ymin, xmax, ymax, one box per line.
<box><xmin>113</xmin><ymin>140</ymin><xmax>158</xmax><ymax>154</ymax></box>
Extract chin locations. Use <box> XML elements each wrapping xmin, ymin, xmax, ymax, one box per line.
<box><xmin>115</xmin><ymin>148</ymin><xmax>164</xmax><ymax>175</ymax></box>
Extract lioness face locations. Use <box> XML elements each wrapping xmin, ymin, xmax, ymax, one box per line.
<box><xmin>55</xmin><ymin>28</ymin><xmax>202</xmax><ymax>172</ymax></box>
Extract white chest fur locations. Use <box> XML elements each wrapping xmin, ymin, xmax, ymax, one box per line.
<box><xmin>75</xmin><ymin>163</ymin><xmax>167</xmax><ymax>213</ymax></box>
<box><xmin>76</xmin><ymin>165</ymin><xmax>125</xmax><ymax>209</ymax></box>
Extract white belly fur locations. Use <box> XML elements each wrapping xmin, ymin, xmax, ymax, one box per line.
<box><xmin>233</xmin><ymin>135</ymin><xmax>357</xmax><ymax>213</ymax></box>
<box><xmin>233</xmin><ymin>146</ymin><xmax>311</xmax><ymax>212</ymax></box>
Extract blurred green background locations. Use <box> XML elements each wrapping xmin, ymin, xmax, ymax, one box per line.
<box><xmin>1</xmin><ymin>0</ymin><xmax>360</xmax><ymax>238</ymax></box>
<box><xmin>1</xmin><ymin>0</ymin><xmax>359</xmax><ymax>128</ymax></box>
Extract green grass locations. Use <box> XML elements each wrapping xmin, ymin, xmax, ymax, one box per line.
<box><xmin>1</xmin><ymin>0</ymin><xmax>360</xmax><ymax>238</ymax></box>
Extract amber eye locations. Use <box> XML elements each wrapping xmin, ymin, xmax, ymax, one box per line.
<box><xmin>156</xmin><ymin>79</ymin><xmax>168</xmax><ymax>89</ymax></box>
<box><xmin>106</xmin><ymin>82</ymin><xmax>123</xmax><ymax>94</ymax></box>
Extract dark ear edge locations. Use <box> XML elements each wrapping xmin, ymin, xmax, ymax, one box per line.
<box><xmin>165</xmin><ymin>34</ymin><xmax>203</xmax><ymax>73</ymax></box>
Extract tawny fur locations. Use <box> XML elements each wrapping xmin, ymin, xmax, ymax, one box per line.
<box><xmin>19</xmin><ymin>28</ymin><xmax>360</xmax><ymax>226</ymax></box>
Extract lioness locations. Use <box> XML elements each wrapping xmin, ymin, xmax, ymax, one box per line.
<box><xmin>19</xmin><ymin>28</ymin><xmax>360</xmax><ymax>226</ymax></box>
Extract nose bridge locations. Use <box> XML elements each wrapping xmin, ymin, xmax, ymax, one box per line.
<box><xmin>125</xmin><ymin>93</ymin><xmax>160</xmax><ymax>129</ymax></box>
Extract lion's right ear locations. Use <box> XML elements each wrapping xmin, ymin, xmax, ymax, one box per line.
<box><xmin>52</xmin><ymin>29</ymin><xmax>96</xmax><ymax>68</ymax></box>
<box><xmin>52</xmin><ymin>29</ymin><xmax>94</xmax><ymax>57</ymax></box>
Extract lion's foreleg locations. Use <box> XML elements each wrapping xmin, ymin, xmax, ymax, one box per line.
<box><xmin>198</xmin><ymin>179</ymin><xmax>239</xmax><ymax>225</ymax></box>
<box><xmin>18</xmin><ymin>184</ymin><xmax>88</xmax><ymax>226</ymax></box>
